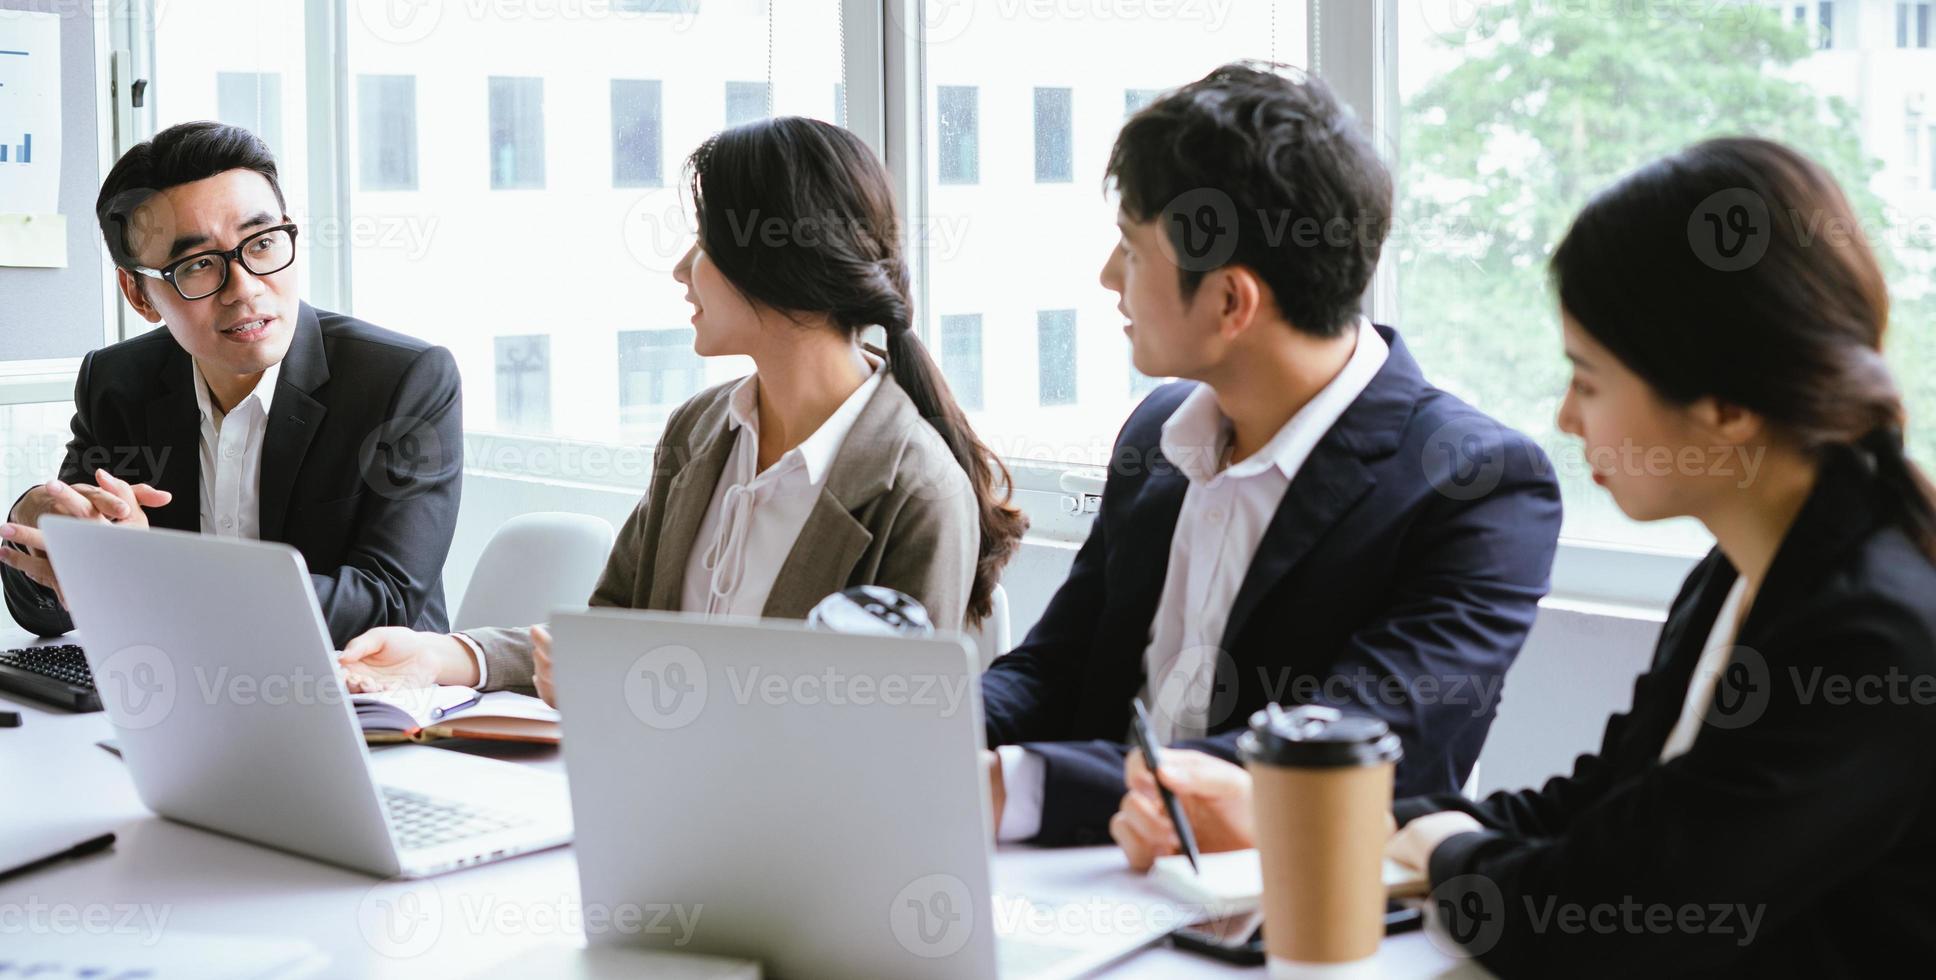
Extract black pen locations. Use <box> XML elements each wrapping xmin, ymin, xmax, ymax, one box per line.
<box><xmin>1129</xmin><ymin>698</ymin><xmax>1201</xmax><ymax>873</ymax></box>
<box><xmin>0</xmin><ymin>832</ymin><xmax>116</xmax><ymax>885</ymax></box>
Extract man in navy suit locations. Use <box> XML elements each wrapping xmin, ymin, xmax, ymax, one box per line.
<box><xmin>980</xmin><ymin>64</ymin><xmax>1564</xmax><ymax>846</ymax></box>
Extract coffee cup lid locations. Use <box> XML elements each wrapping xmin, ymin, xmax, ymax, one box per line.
<box><xmin>1237</xmin><ymin>704</ymin><xmax>1403</xmax><ymax>768</ymax></box>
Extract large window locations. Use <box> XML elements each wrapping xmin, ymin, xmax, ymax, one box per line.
<box><xmin>339</xmin><ymin>0</ymin><xmax>842</xmax><ymax>448</ymax></box>
<box><xmin>940</xmin><ymin>314</ymin><xmax>985</xmax><ymax>412</ymax></box>
<box><xmin>489</xmin><ymin>76</ymin><xmax>547</xmax><ymax>190</ymax></box>
<box><xmin>923</xmin><ymin>1</ymin><xmax>1304</xmax><ymax>465</ymax></box>
<box><xmin>1395</xmin><ymin>1</ymin><xmax>1936</xmax><ymax>552</ymax></box>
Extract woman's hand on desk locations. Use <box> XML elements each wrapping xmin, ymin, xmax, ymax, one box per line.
<box><xmin>1110</xmin><ymin>749</ymin><xmax>1256</xmax><ymax>872</ymax></box>
<box><xmin>339</xmin><ymin>627</ymin><xmax>476</xmax><ymax>692</ymax></box>
<box><xmin>1384</xmin><ymin>810</ymin><xmax>1483</xmax><ymax>875</ymax></box>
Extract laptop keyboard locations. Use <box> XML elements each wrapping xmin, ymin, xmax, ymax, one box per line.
<box><xmin>381</xmin><ymin>786</ymin><xmax>533</xmax><ymax>851</ymax></box>
<box><xmin>0</xmin><ymin>644</ymin><xmax>101</xmax><ymax>712</ymax></box>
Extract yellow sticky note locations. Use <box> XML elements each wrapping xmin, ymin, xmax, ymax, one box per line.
<box><xmin>0</xmin><ymin>213</ymin><xmax>68</xmax><ymax>268</ymax></box>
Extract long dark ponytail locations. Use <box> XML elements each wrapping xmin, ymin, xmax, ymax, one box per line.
<box><xmin>684</xmin><ymin>116</ymin><xmax>1028</xmax><ymax>624</ymax></box>
<box><xmin>1551</xmin><ymin>137</ymin><xmax>1936</xmax><ymax>560</ymax></box>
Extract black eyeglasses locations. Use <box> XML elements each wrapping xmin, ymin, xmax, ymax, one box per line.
<box><xmin>132</xmin><ymin>224</ymin><xmax>300</xmax><ymax>301</ymax></box>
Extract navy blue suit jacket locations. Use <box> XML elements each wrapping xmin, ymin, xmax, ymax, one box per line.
<box><xmin>981</xmin><ymin>325</ymin><xmax>1563</xmax><ymax>845</ymax></box>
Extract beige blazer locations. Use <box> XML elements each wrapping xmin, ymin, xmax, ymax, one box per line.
<box><xmin>471</xmin><ymin>366</ymin><xmax>980</xmax><ymax>692</ymax></box>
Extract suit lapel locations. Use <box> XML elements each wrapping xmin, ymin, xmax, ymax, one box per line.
<box><xmin>143</xmin><ymin>350</ymin><xmax>201</xmax><ymax>533</ymax></box>
<box><xmin>1219</xmin><ymin>442</ymin><xmax>1377</xmax><ymax>650</ymax></box>
<box><xmin>1216</xmin><ymin>324</ymin><xmax>1419</xmax><ymax>651</ymax></box>
<box><xmin>258</xmin><ymin>304</ymin><xmax>329</xmax><ymax>541</ymax></box>
<box><xmin>648</xmin><ymin>413</ymin><xmax>737</xmax><ymax>611</ymax></box>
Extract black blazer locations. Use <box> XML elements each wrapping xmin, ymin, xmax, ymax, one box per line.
<box><xmin>3</xmin><ymin>303</ymin><xmax>463</xmax><ymax>647</ymax></box>
<box><xmin>981</xmin><ymin>325</ymin><xmax>1564</xmax><ymax>845</ymax></box>
<box><xmin>1398</xmin><ymin>445</ymin><xmax>1936</xmax><ymax>977</ymax></box>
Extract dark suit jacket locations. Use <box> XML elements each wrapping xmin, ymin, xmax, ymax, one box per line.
<box><xmin>1398</xmin><ymin>444</ymin><xmax>1936</xmax><ymax>978</ymax></box>
<box><xmin>2</xmin><ymin>303</ymin><xmax>463</xmax><ymax>647</ymax></box>
<box><xmin>981</xmin><ymin>324</ymin><xmax>1563</xmax><ymax>845</ymax></box>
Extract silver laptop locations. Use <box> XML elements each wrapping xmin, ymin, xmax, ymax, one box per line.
<box><xmin>41</xmin><ymin>518</ymin><xmax>573</xmax><ymax>878</ymax></box>
<box><xmin>550</xmin><ymin>609</ymin><xmax>1184</xmax><ymax>980</ymax></box>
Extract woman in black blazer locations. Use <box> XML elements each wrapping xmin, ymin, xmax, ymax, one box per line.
<box><xmin>1107</xmin><ymin>138</ymin><xmax>1936</xmax><ymax>976</ymax></box>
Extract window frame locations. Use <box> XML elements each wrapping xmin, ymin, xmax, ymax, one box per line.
<box><xmin>70</xmin><ymin>0</ymin><xmax>1703</xmax><ymax>612</ymax></box>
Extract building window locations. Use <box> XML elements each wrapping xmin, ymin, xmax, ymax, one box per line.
<box><xmin>937</xmin><ymin>86</ymin><xmax>979</xmax><ymax>185</ymax></box>
<box><xmin>495</xmin><ymin>335</ymin><xmax>552</xmax><ymax>433</ymax></box>
<box><xmin>1125</xmin><ymin>88</ymin><xmax>1161</xmax><ymax>117</ymax></box>
<box><xmin>618</xmin><ymin>329</ymin><xmax>704</xmax><ymax>430</ymax></box>
<box><xmin>939</xmin><ymin>314</ymin><xmax>984</xmax><ymax>411</ymax></box>
<box><xmin>1037</xmin><ymin>310</ymin><xmax>1077</xmax><ymax>406</ymax></box>
<box><xmin>216</xmin><ymin>72</ymin><xmax>282</xmax><ymax>159</ymax></box>
<box><xmin>1901</xmin><ymin>1</ymin><xmax>1934</xmax><ymax>47</ymax></box>
<box><xmin>612</xmin><ymin>79</ymin><xmax>664</xmax><ymax>188</ymax></box>
<box><xmin>726</xmin><ymin>81</ymin><xmax>770</xmax><ymax>129</ymax></box>
<box><xmin>357</xmin><ymin>75</ymin><xmax>418</xmax><ymax>191</ymax></box>
<box><xmin>1816</xmin><ymin>1</ymin><xmax>1834</xmax><ymax>49</ymax></box>
<box><xmin>489</xmin><ymin>76</ymin><xmax>546</xmax><ymax>190</ymax></box>
<box><xmin>1034</xmin><ymin>87</ymin><xmax>1073</xmax><ymax>183</ymax></box>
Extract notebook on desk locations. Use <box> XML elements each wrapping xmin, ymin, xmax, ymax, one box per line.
<box><xmin>356</xmin><ymin>687</ymin><xmax>561</xmax><ymax>745</ymax></box>
<box><xmin>1151</xmin><ymin>848</ymin><xmax>1430</xmax><ymax>912</ymax></box>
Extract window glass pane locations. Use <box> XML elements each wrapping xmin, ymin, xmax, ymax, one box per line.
<box><xmin>1034</xmin><ymin>87</ymin><xmax>1073</xmax><ymax>183</ymax></box>
<box><xmin>490</xmin><ymin>76</ymin><xmax>547</xmax><ymax>190</ymax></box>
<box><xmin>216</xmin><ymin>72</ymin><xmax>283</xmax><ymax>159</ymax></box>
<box><xmin>0</xmin><ymin>403</ymin><xmax>74</xmax><ymax>500</ymax></box>
<box><xmin>357</xmin><ymin>75</ymin><xmax>419</xmax><ymax>191</ymax></box>
<box><xmin>923</xmin><ymin>1</ymin><xmax>1305</xmax><ymax>464</ymax></box>
<box><xmin>725</xmin><ymin>80</ymin><xmax>771</xmax><ymax>129</ymax></box>
<box><xmin>1037</xmin><ymin>309</ymin><xmax>1077</xmax><ymax>405</ymax></box>
<box><xmin>495</xmin><ymin>334</ymin><xmax>552</xmax><ymax>432</ymax></box>
<box><xmin>1396</xmin><ymin>1</ymin><xmax>1936</xmax><ymax>552</ymax></box>
<box><xmin>938</xmin><ymin>85</ymin><xmax>980</xmax><ymax>185</ymax></box>
<box><xmin>940</xmin><ymin>313</ymin><xmax>985</xmax><ymax>412</ymax></box>
<box><xmin>340</xmin><ymin>2</ymin><xmax>843</xmax><ymax>447</ymax></box>
<box><xmin>618</xmin><ymin>327</ymin><xmax>705</xmax><ymax>440</ymax></box>
<box><xmin>151</xmin><ymin>2</ymin><xmax>315</xmax><ymax>298</ymax></box>
<box><xmin>612</xmin><ymin>79</ymin><xmax>665</xmax><ymax>187</ymax></box>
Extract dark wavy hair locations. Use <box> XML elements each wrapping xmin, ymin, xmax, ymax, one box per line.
<box><xmin>1105</xmin><ymin>62</ymin><xmax>1392</xmax><ymax>338</ymax></box>
<box><xmin>683</xmin><ymin>116</ymin><xmax>1027</xmax><ymax>625</ymax></box>
<box><xmin>1552</xmin><ymin>137</ymin><xmax>1936</xmax><ymax>560</ymax></box>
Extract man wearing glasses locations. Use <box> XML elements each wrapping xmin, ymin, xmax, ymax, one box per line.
<box><xmin>0</xmin><ymin>121</ymin><xmax>463</xmax><ymax>648</ymax></box>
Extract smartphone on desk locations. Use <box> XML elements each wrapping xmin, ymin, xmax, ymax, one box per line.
<box><xmin>1171</xmin><ymin>902</ymin><xmax>1424</xmax><ymax>965</ymax></box>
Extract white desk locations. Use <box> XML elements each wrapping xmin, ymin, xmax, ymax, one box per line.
<box><xmin>0</xmin><ymin>629</ymin><xmax>1477</xmax><ymax>978</ymax></box>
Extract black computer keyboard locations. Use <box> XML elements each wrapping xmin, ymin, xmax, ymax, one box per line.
<box><xmin>0</xmin><ymin>643</ymin><xmax>100</xmax><ymax>712</ymax></box>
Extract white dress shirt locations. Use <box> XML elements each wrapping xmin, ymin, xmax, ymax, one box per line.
<box><xmin>680</xmin><ymin>353</ymin><xmax>886</xmax><ymax>617</ymax></box>
<box><xmin>1659</xmin><ymin>576</ymin><xmax>1750</xmax><ymax>762</ymax></box>
<box><xmin>997</xmin><ymin>319</ymin><xmax>1389</xmax><ymax>842</ymax></box>
<box><xmin>191</xmin><ymin>359</ymin><xmax>280</xmax><ymax>540</ymax></box>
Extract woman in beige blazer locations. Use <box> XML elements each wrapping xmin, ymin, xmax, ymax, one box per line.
<box><xmin>339</xmin><ymin>117</ymin><xmax>1026</xmax><ymax>702</ymax></box>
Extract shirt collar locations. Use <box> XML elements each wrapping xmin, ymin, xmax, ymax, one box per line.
<box><xmin>725</xmin><ymin>350</ymin><xmax>887</xmax><ymax>486</ymax></box>
<box><xmin>1160</xmin><ymin>316</ymin><xmax>1389</xmax><ymax>484</ymax></box>
<box><xmin>192</xmin><ymin>357</ymin><xmax>283</xmax><ymax>423</ymax></box>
